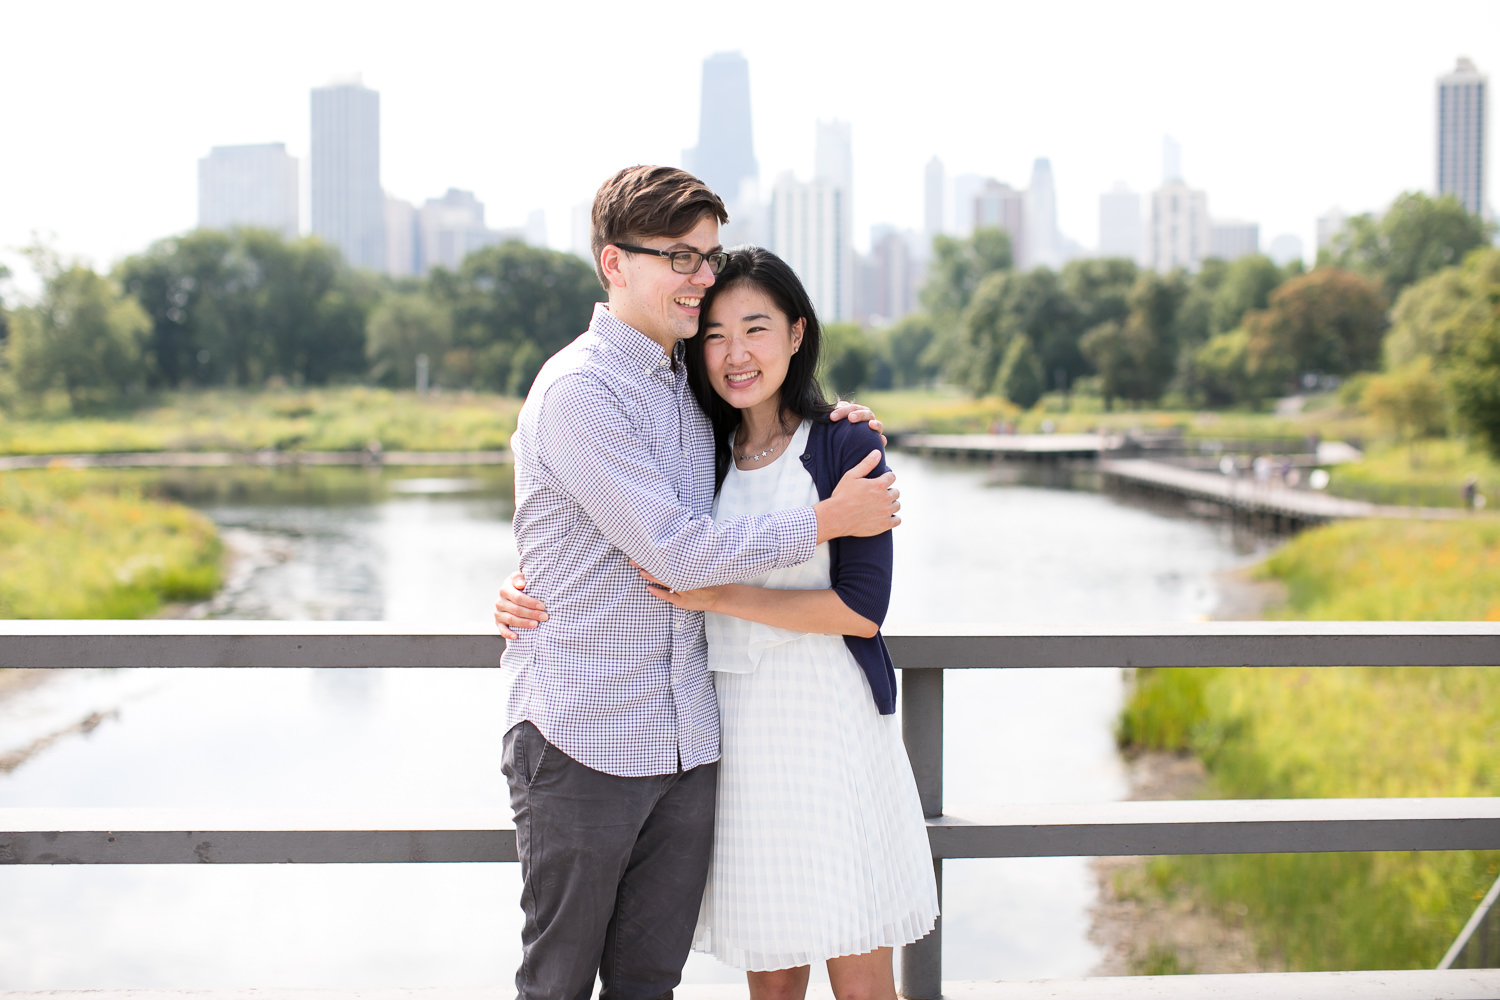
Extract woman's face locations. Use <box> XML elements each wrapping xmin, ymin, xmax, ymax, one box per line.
<box><xmin>700</xmin><ymin>282</ymin><xmax>805</xmax><ymax>415</ymax></box>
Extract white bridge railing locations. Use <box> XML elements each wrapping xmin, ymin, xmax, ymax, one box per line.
<box><xmin>2</xmin><ymin>620</ymin><xmax>1500</xmax><ymax>999</ymax></box>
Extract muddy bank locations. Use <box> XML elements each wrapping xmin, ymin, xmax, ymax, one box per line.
<box><xmin>1088</xmin><ymin>752</ymin><xmax>1281</xmax><ymax>976</ymax></box>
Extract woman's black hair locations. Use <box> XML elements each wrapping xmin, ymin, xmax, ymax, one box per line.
<box><xmin>685</xmin><ymin>245</ymin><xmax>835</xmax><ymax>490</ymax></box>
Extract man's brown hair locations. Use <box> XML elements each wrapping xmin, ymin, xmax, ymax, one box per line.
<box><xmin>590</xmin><ymin>166</ymin><xmax>729</xmax><ymax>289</ymax></box>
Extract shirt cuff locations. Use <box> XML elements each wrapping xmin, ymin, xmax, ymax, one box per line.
<box><xmin>771</xmin><ymin>506</ymin><xmax>819</xmax><ymax>569</ymax></box>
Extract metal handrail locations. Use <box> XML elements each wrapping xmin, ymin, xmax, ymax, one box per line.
<box><xmin>1</xmin><ymin>622</ymin><xmax>1497</xmax><ymax>997</ymax></box>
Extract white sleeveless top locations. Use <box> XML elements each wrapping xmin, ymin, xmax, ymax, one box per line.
<box><xmin>705</xmin><ymin>420</ymin><xmax>841</xmax><ymax>674</ymax></box>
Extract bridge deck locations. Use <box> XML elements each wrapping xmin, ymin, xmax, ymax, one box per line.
<box><xmin>5</xmin><ymin>972</ymin><xmax>1500</xmax><ymax>999</ymax></box>
<box><xmin>901</xmin><ymin>433</ymin><xmax>1107</xmax><ymax>457</ymax></box>
<box><xmin>1101</xmin><ymin>458</ymin><xmax>1465</xmax><ymax>523</ymax></box>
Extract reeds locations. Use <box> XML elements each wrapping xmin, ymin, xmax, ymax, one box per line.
<box><xmin>1119</xmin><ymin>518</ymin><xmax>1500</xmax><ymax>970</ymax></box>
<box><xmin>0</xmin><ymin>472</ymin><xmax>221</xmax><ymax>618</ymax></box>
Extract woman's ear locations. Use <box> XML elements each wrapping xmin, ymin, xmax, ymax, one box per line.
<box><xmin>791</xmin><ymin>317</ymin><xmax>806</xmax><ymax>353</ymax></box>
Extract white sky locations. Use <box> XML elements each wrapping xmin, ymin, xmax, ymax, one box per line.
<box><xmin>3</xmin><ymin>0</ymin><xmax>1497</xmax><ymax>290</ymax></box>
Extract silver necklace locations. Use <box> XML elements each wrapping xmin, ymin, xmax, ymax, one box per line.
<box><xmin>736</xmin><ymin>429</ymin><xmax>789</xmax><ymax>464</ymax></box>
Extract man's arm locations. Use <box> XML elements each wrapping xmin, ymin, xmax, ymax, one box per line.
<box><xmin>537</xmin><ymin>375</ymin><xmax>896</xmax><ymax>593</ymax></box>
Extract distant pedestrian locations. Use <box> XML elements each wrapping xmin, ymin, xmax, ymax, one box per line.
<box><xmin>1253</xmin><ymin>455</ymin><xmax>1272</xmax><ymax>490</ymax></box>
<box><xmin>1464</xmin><ymin>474</ymin><xmax>1480</xmax><ymax>511</ymax></box>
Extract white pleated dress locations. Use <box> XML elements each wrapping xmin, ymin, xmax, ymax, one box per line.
<box><xmin>693</xmin><ymin>420</ymin><xmax>939</xmax><ymax>972</ymax></box>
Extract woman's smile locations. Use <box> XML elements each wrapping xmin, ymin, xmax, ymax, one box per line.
<box><xmin>702</xmin><ymin>283</ymin><xmax>804</xmax><ymax>423</ymax></box>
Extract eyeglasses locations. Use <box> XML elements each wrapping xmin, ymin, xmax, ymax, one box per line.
<box><xmin>615</xmin><ymin>243</ymin><xmax>729</xmax><ymax>275</ymax></box>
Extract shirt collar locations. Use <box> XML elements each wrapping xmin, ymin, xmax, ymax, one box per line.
<box><xmin>589</xmin><ymin>302</ymin><xmax>683</xmax><ymax>375</ymax></box>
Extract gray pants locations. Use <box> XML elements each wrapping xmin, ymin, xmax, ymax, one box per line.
<box><xmin>503</xmin><ymin>721</ymin><xmax>718</xmax><ymax>1000</ymax></box>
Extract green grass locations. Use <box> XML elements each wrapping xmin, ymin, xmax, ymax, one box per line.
<box><xmin>856</xmin><ymin>388</ymin><xmax>1382</xmax><ymax>443</ymax></box>
<box><xmin>1119</xmin><ymin>519</ymin><xmax>1500</xmax><ymax>971</ymax></box>
<box><xmin>1327</xmin><ymin>438</ymin><xmax>1500</xmax><ymax>508</ymax></box>
<box><xmin>0</xmin><ymin>387</ymin><xmax>523</xmax><ymax>456</ymax></box>
<box><xmin>0</xmin><ymin>471</ymin><xmax>223</xmax><ymax>618</ymax></box>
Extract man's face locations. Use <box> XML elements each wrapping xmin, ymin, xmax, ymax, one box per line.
<box><xmin>606</xmin><ymin>214</ymin><xmax>722</xmax><ymax>353</ymax></box>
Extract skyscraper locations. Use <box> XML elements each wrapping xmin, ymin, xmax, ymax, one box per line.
<box><xmin>1208</xmin><ymin>220</ymin><xmax>1259</xmax><ymax>262</ymax></box>
<box><xmin>924</xmin><ymin>157</ymin><xmax>945</xmax><ymax>243</ymax></box>
<box><xmin>814</xmin><ymin>119</ymin><xmax>855</xmax><ymax>319</ymax></box>
<box><xmin>1267</xmin><ymin>234</ymin><xmax>1304</xmax><ymax>267</ymax></box>
<box><xmin>951</xmin><ymin>173</ymin><xmax>984</xmax><ymax>238</ymax></box>
<box><xmin>770</xmin><ymin>173</ymin><xmax>852</xmax><ymax>323</ymax></box>
<box><xmin>1098</xmin><ymin>183</ymin><xmax>1142</xmax><ymax>262</ymax></box>
<box><xmin>683</xmin><ymin>52</ymin><xmax>758</xmax><ymax>203</ymax></box>
<box><xmin>384</xmin><ymin>195</ymin><xmax>416</xmax><ymax>277</ymax></box>
<box><xmin>865</xmin><ymin>226</ymin><xmax>918</xmax><ymax>324</ymax></box>
<box><xmin>1162</xmin><ymin>134</ymin><xmax>1183</xmax><ymax>183</ymax></box>
<box><xmin>1025</xmin><ymin>158</ymin><xmax>1059</xmax><ymax>269</ymax></box>
<box><xmin>1148</xmin><ymin>180</ymin><xmax>1209</xmax><ymax>272</ymax></box>
<box><xmin>1437</xmin><ymin>57</ymin><xmax>1488</xmax><ymax>217</ymax></box>
<box><xmin>415</xmin><ymin>188</ymin><xmax>516</xmax><ymax>275</ymax></box>
<box><xmin>815</xmin><ymin>119</ymin><xmax>853</xmax><ymax>194</ymax></box>
<box><xmin>197</xmin><ymin>143</ymin><xmax>299</xmax><ymax>239</ymax></box>
<box><xmin>974</xmin><ymin>179</ymin><xmax>1026</xmax><ymax>265</ymax></box>
<box><xmin>311</xmin><ymin>77</ymin><xmax>384</xmax><ymax>270</ymax></box>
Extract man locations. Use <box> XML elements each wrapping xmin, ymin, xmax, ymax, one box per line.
<box><xmin>495</xmin><ymin>165</ymin><xmax>898</xmax><ymax>1000</ymax></box>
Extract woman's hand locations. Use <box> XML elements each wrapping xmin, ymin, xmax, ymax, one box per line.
<box><xmin>494</xmin><ymin>570</ymin><xmax>547</xmax><ymax>640</ymax></box>
<box><xmin>633</xmin><ymin>561</ymin><xmax>724</xmax><ymax>613</ymax></box>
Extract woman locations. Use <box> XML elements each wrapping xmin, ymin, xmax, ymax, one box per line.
<box><xmin>494</xmin><ymin>248</ymin><xmax>937</xmax><ymax>999</ymax></box>
<box><xmin>639</xmin><ymin>246</ymin><xmax>937</xmax><ymax>1000</ymax></box>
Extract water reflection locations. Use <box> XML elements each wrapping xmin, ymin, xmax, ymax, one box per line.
<box><xmin>0</xmin><ymin>455</ymin><xmax>1273</xmax><ymax>988</ymax></box>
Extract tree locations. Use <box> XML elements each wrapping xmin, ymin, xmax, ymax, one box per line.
<box><xmin>1079</xmin><ymin>271</ymin><xmax>1186</xmax><ymax>407</ymax></box>
<box><xmin>366</xmin><ymin>292</ymin><xmax>453</xmax><ymax>387</ymax></box>
<box><xmin>117</xmin><ymin>228</ymin><xmax>376</xmax><ymax>387</ymax></box>
<box><xmin>0</xmin><ymin>263</ymin><xmax>11</xmax><ymax>349</ymax></box>
<box><xmin>1364</xmin><ymin>357</ymin><xmax>1447</xmax><ymax>446</ymax></box>
<box><xmin>996</xmin><ymin>334</ymin><xmax>1044</xmax><ymax>408</ymax></box>
<box><xmin>1191</xmin><ymin>329</ymin><xmax>1256</xmax><ymax>407</ymax></box>
<box><xmin>1244</xmin><ymin>268</ymin><xmax>1387</xmax><ymax>384</ymax></box>
<box><xmin>819</xmin><ymin>322</ymin><xmax>874</xmax><ymax>397</ymax></box>
<box><xmin>874</xmin><ymin>314</ymin><xmax>941</xmax><ymax>389</ymax></box>
<box><xmin>1054</xmin><ymin>257</ymin><xmax>1137</xmax><ymax>389</ymax></box>
<box><xmin>1384</xmin><ymin>247</ymin><xmax>1500</xmax><ymax>369</ymax></box>
<box><xmin>8</xmin><ymin>256</ymin><xmax>149</xmax><ymax>409</ymax></box>
<box><xmin>1321</xmin><ymin>191</ymin><xmax>1493</xmax><ymax>299</ymax></box>
<box><xmin>431</xmin><ymin>240</ymin><xmax>603</xmax><ymax>394</ymax></box>
<box><xmin>1447</xmin><ymin>314</ymin><xmax>1500</xmax><ymax>459</ymax></box>
<box><xmin>1171</xmin><ymin>258</ymin><xmax>1228</xmax><ymax>351</ymax></box>
<box><xmin>919</xmin><ymin>227</ymin><xmax>1013</xmax><ymax>321</ymax></box>
<box><xmin>1210</xmin><ymin>254</ymin><xmax>1284</xmax><ymax>337</ymax></box>
<box><xmin>951</xmin><ymin>268</ymin><xmax>1074</xmax><ymax>397</ymax></box>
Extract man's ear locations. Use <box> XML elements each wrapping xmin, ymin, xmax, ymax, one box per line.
<box><xmin>599</xmin><ymin>245</ymin><xmax>630</xmax><ymax>290</ymax></box>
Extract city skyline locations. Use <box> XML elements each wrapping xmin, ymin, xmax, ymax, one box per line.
<box><xmin>2</xmin><ymin>0</ymin><xmax>1496</xmax><ymax>289</ymax></box>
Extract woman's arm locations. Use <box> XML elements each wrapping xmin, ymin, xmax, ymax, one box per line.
<box><xmin>635</xmin><ymin>565</ymin><xmax>878</xmax><ymax>638</ymax></box>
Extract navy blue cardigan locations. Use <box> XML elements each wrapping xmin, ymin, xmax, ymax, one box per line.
<box><xmin>797</xmin><ymin>417</ymin><xmax>898</xmax><ymax>715</ymax></box>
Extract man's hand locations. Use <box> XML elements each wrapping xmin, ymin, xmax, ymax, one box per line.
<box><xmin>494</xmin><ymin>570</ymin><xmax>547</xmax><ymax>641</ymax></box>
<box><xmin>812</xmin><ymin>450</ymin><xmax>901</xmax><ymax>543</ymax></box>
<box><xmin>828</xmin><ymin>400</ymin><xmax>886</xmax><ymax>446</ymax></box>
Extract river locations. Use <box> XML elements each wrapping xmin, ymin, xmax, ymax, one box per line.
<box><xmin>0</xmin><ymin>455</ymin><xmax>1270</xmax><ymax>988</ymax></box>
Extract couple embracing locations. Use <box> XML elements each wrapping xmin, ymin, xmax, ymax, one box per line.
<box><xmin>492</xmin><ymin>165</ymin><xmax>938</xmax><ymax>1000</ymax></box>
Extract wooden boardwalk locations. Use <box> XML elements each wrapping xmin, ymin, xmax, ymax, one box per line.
<box><xmin>1101</xmin><ymin>459</ymin><xmax>1466</xmax><ymax>526</ymax></box>
<box><xmin>0</xmin><ymin>450</ymin><xmax>512</xmax><ymax>471</ymax></box>
<box><xmin>900</xmin><ymin>433</ymin><xmax>1108</xmax><ymax>459</ymax></box>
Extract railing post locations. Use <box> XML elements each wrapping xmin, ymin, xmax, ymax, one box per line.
<box><xmin>900</xmin><ymin>667</ymin><xmax>943</xmax><ymax>999</ymax></box>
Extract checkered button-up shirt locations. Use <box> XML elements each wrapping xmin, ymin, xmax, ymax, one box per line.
<box><xmin>502</xmin><ymin>303</ymin><xmax>819</xmax><ymax>777</ymax></box>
